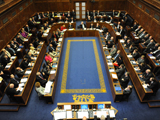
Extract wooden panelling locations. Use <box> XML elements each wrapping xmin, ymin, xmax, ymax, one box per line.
<box><xmin>0</xmin><ymin>0</ymin><xmax>36</xmax><ymax>49</ymax></box>
<box><xmin>126</xmin><ymin>0</ymin><xmax>160</xmax><ymax>43</ymax></box>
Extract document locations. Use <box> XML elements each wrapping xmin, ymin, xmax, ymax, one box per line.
<box><xmin>19</xmin><ymin>83</ymin><xmax>25</xmax><ymax>88</ymax></box>
<box><xmin>68</xmin><ymin>29</ymin><xmax>74</xmax><ymax>30</ymax></box>
<box><xmin>20</xmin><ymin>78</ymin><xmax>28</xmax><ymax>83</ymax></box>
<box><xmin>25</xmin><ymin>70</ymin><xmax>31</xmax><ymax>74</ymax></box>
<box><xmin>150</xmin><ymin>56</ymin><xmax>156</xmax><ymax>59</ymax></box>
<box><xmin>108</xmin><ymin>62</ymin><xmax>113</xmax><ymax>65</ymax></box>
<box><xmin>64</xmin><ymin>105</ymin><xmax>71</xmax><ymax>110</ymax></box>
<box><xmin>50</xmin><ymin>70</ymin><xmax>56</xmax><ymax>74</ymax></box>
<box><xmin>54</xmin><ymin>111</ymin><xmax>66</xmax><ymax>120</ymax></box>
<box><xmin>103</xmin><ymin>47</ymin><xmax>108</xmax><ymax>49</ymax></box>
<box><xmin>109</xmin><ymin>69</ymin><xmax>115</xmax><ymax>72</ymax></box>
<box><xmin>96</xmin><ymin>110</ymin><xmax>108</xmax><ymax>118</ymax></box>
<box><xmin>112</xmin><ymin>74</ymin><xmax>118</xmax><ymax>79</ymax></box>
<box><xmin>116</xmin><ymin>32</ymin><xmax>120</xmax><ymax>35</ymax></box>
<box><xmin>5</xmin><ymin>65</ymin><xmax>11</xmax><ymax>68</ymax></box>
<box><xmin>43</xmin><ymin>33</ymin><xmax>48</xmax><ymax>37</ymax></box>
<box><xmin>59</xmin><ymin>38</ymin><xmax>63</xmax><ymax>42</ymax></box>
<box><xmin>106</xmin><ymin>56</ymin><xmax>112</xmax><ymax>59</ymax></box>
<box><xmin>127</xmin><ymin>55</ymin><xmax>133</xmax><ymax>58</ymax></box>
<box><xmin>77</xmin><ymin>111</ymin><xmax>88</xmax><ymax>118</ymax></box>
<box><xmin>142</xmin><ymin>84</ymin><xmax>148</xmax><ymax>88</ymax></box>
<box><xmin>109</xmin><ymin>110</ymin><xmax>115</xmax><ymax>117</ymax></box>
<box><xmin>120</xmin><ymin>40</ymin><xmax>125</xmax><ymax>43</ymax></box>
<box><xmin>134</xmin><ymin>67</ymin><xmax>139</xmax><ymax>71</ymax></box>
<box><xmin>135</xmin><ymin>37</ymin><xmax>139</xmax><ymax>39</ymax></box>
<box><xmin>17</xmin><ymin>48</ymin><xmax>21</xmax><ymax>51</ymax></box>
<box><xmin>29</xmin><ymin>63</ymin><xmax>34</xmax><ymax>66</ymax></box>
<box><xmin>11</xmin><ymin>56</ymin><xmax>16</xmax><ymax>59</ymax></box>
<box><xmin>24</xmin><ymin>39</ymin><xmax>28</xmax><ymax>41</ymax></box>
<box><xmin>44</xmin><ymin>81</ymin><xmax>53</xmax><ymax>93</ymax></box>
<box><xmin>66</xmin><ymin>111</ymin><xmax>72</xmax><ymax>118</ymax></box>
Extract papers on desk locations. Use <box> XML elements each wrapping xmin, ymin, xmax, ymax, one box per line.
<box><xmin>50</xmin><ymin>70</ymin><xmax>56</xmax><ymax>74</ymax></box>
<box><xmin>110</xmin><ymin>23</ymin><xmax>113</xmax><ymax>26</ymax></box>
<box><xmin>17</xmin><ymin>86</ymin><xmax>24</xmax><ymax>91</ymax></box>
<box><xmin>109</xmin><ymin>69</ymin><xmax>115</xmax><ymax>72</ymax></box>
<box><xmin>57</xmin><ymin>43</ymin><xmax>61</xmax><ymax>47</ymax></box>
<box><xmin>112</xmin><ymin>74</ymin><xmax>118</xmax><ymax>79</ymax></box>
<box><xmin>130</xmin><ymin>61</ymin><xmax>137</xmax><ymax>65</ymax></box>
<box><xmin>17</xmin><ymin>48</ymin><xmax>21</xmax><ymax>51</ymax></box>
<box><xmin>44</xmin><ymin>81</ymin><xmax>53</xmax><ymax>93</ymax></box>
<box><xmin>134</xmin><ymin>67</ymin><xmax>140</xmax><ymax>71</ymax></box>
<box><xmin>95</xmin><ymin>110</ymin><xmax>108</xmax><ymax>118</ymax></box>
<box><xmin>77</xmin><ymin>111</ymin><xmax>89</xmax><ymax>118</ymax></box>
<box><xmin>105</xmin><ymin>21</ymin><xmax>110</xmax><ymax>23</ymax></box>
<box><xmin>54</xmin><ymin>111</ymin><xmax>66</xmax><ymax>120</ymax></box>
<box><xmin>64</xmin><ymin>105</ymin><xmax>71</xmax><ymax>110</ymax></box>
<box><xmin>5</xmin><ymin>65</ymin><xmax>11</xmax><ymax>68</ymax></box>
<box><xmin>103</xmin><ymin>47</ymin><xmax>108</xmax><ymax>49</ymax></box>
<box><xmin>142</xmin><ymin>84</ymin><xmax>148</xmax><ymax>88</ymax></box>
<box><xmin>127</xmin><ymin>55</ymin><xmax>133</xmax><ymax>58</ymax></box>
<box><xmin>20</xmin><ymin>78</ymin><xmax>28</xmax><ymax>83</ymax></box>
<box><xmin>135</xmin><ymin>37</ymin><xmax>139</xmax><ymax>39</ymax></box>
<box><xmin>150</xmin><ymin>56</ymin><xmax>156</xmax><ymax>59</ymax></box>
<box><xmin>19</xmin><ymin>83</ymin><xmax>25</xmax><ymax>88</ymax></box>
<box><xmin>53</xmin><ymin>58</ymin><xmax>57</xmax><ymax>61</ymax></box>
<box><xmin>43</xmin><ymin>33</ymin><xmax>48</xmax><ymax>37</ymax></box>
<box><xmin>106</xmin><ymin>56</ymin><xmax>112</xmax><ymax>59</ymax></box>
<box><xmin>66</xmin><ymin>111</ymin><xmax>72</xmax><ymax>118</ymax></box>
<box><xmin>59</xmin><ymin>38</ymin><xmax>63</xmax><ymax>42</ymax></box>
<box><xmin>108</xmin><ymin>62</ymin><xmax>113</xmax><ymax>65</ymax></box>
<box><xmin>11</xmin><ymin>56</ymin><xmax>16</xmax><ymax>59</ymax></box>
<box><xmin>33</xmin><ymin>57</ymin><xmax>37</xmax><ymax>60</ymax></box>
<box><xmin>116</xmin><ymin>32</ymin><xmax>120</xmax><ymax>35</ymax></box>
<box><xmin>8</xmin><ymin>62</ymin><xmax>13</xmax><ymax>65</ymax></box>
<box><xmin>36</xmin><ymin>51</ymin><xmax>40</xmax><ymax>54</ymax></box>
<box><xmin>29</xmin><ymin>63</ymin><xmax>34</xmax><ymax>66</ymax></box>
<box><xmin>120</xmin><ymin>40</ymin><xmax>125</xmax><ymax>43</ymax></box>
<box><xmin>109</xmin><ymin>110</ymin><xmax>115</xmax><ymax>118</ymax></box>
<box><xmin>68</xmin><ymin>29</ymin><xmax>74</xmax><ymax>30</ymax></box>
<box><xmin>24</xmin><ymin>39</ymin><xmax>28</xmax><ymax>41</ymax></box>
<box><xmin>28</xmin><ymin>33</ymin><xmax>32</xmax><ymax>36</ymax></box>
<box><xmin>25</xmin><ymin>70</ymin><xmax>31</xmax><ymax>75</ymax></box>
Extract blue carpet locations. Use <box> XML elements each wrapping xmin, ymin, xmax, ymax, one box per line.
<box><xmin>0</xmin><ymin>37</ymin><xmax>160</xmax><ymax>120</ymax></box>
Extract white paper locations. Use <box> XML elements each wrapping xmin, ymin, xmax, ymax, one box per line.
<box><xmin>116</xmin><ymin>32</ymin><xmax>120</xmax><ymax>35</ymax></box>
<box><xmin>109</xmin><ymin>110</ymin><xmax>115</xmax><ymax>117</ymax></box>
<box><xmin>21</xmin><ymin>78</ymin><xmax>28</xmax><ymax>83</ymax></box>
<box><xmin>77</xmin><ymin>111</ymin><xmax>88</xmax><ymax>118</ymax></box>
<box><xmin>131</xmin><ymin>61</ymin><xmax>136</xmax><ymax>64</ymax></box>
<box><xmin>17</xmin><ymin>48</ymin><xmax>21</xmax><ymax>51</ymax></box>
<box><xmin>135</xmin><ymin>37</ymin><xmax>139</xmax><ymax>39</ymax></box>
<box><xmin>11</xmin><ymin>56</ymin><xmax>16</xmax><ymax>59</ymax></box>
<box><xmin>66</xmin><ymin>111</ymin><xmax>72</xmax><ymax>118</ymax></box>
<box><xmin>112</xmin><ymin>74</ymin><xmax>118</xmax><ymax>79</ymax></box>
<box><xmin>68</xmin><ymin>29</ymin><xmax>74</xmax><ymax>30</ymax></box>
<box><xmin>44</xmin><ymin>81</ymin><xmax>53</xmax><ymax>93</ymax></box>
<box><xmin>24</xmin><ymin>39</ymin><xmax>28</xmax><ymax>41</ymax></box>
<box><xmin>150</xmin><ymin>56</ymin><xmax>156</xmax><ymax>59</ymax></box>
<box><xmin>19</xmin><ymin>83</ymin><xmax>25</xmax><ymax>88</ymax></box>
<box><xmin>107</xmin><ymin>56</ymin><xmax>112</xmax><ymax>58</ymax></box>
<box><xmin>120</xmin><ymin>40</ymin><xmax>125</xmax><ymax>43</ymax></box>
<box><xmin>29</xmin><ymin>63</ymin><xmax>34</xmax><ymax>66</ymax></box>
<box><xmin>5</xmin><ymin>65</ymin><xmax>11</xmax><ymax>68</ymax></box>
<box><xmin>103</xmin><ymin>47</ymin><xmax>108</xmax><ymax>49</ymax></box>
<box><xmin>127</xmin><ymin>55</ymin><xmax>133</xmax><ymax>58</ymax></box>
<box><xmin>25</xmin><ymin>70</ymin><xmax>31</xmax><ymax>74</ymax></box>
<box><xmin>64</xmin><ymin>105</ymin><xmax>71</xmax><ymax>110</ymax></box>
<box><xmin>134</xmin><ymin>67</ymin><xmax>139</xmax><ymax>71</ymax></box>
<box><xmin>59</xmin><ymin>38</ymin><xmax>63</xmax><ymax>42</ymax></box>
<box><xmin>108</xmin><ymin>62</ymin><xmax>113</xmax><ymax>65</ymax></box>
<box><xmin>109</xmin><ymin>69</ymin><xmax>115</xmax><ymax>72</ymax></box>
<box><xmin>96</xmin><ymin>110</ymin><xmax>108</xmax><ymax>118</ymax></box>
<box><xmin>142</xmin><ymin>84</ymin><xmax>148</xmax><ymax>88</ymax></box>
<box><xmin>54</xmin><ymin>111</ymin><xmax>66</xmax><ymax>120</ymax></box>
<box><xmin>50</xmin><ymin>70</ymin><xmax>56</xmax><ymax>74</ymax></box>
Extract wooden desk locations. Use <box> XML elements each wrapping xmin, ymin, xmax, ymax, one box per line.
<box><xmin>14</xmin><ymin>42</ymin><xmax>46</xmax><ymax>105</ymax></box>
<box><xmin>117</xmin><ymin>40</ymin><xmax>153</xmax><ymax>102</ymax></box>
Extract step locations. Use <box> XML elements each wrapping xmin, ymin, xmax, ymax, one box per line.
<box><xmin>0</xmin><ymin>105</ymin><xmax>20</xmax><ymax>111</ymax></box>
<box><xmin>148</xmin><ymin>101</ymin><xmax>160</xmax><ymax>108</ymax></box>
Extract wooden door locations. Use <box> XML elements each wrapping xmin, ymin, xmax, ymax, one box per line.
<box><xmin>75</xmin><ymin>2</ymin><xmax>86</xmax><ymax>20</ymax></box>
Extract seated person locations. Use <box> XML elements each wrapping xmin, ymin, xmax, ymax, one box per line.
<box><xmin>45</xmin><ymin>53</ymin><xmax>53</xmax><ymax>63</ymax></box>
<box><xmin>92</xmin><ymin>16</ymin><xmax>97</xmax><ymax>22</ymax></box>
<box><xmin>20</xmin><ymin>58</ymin><xmax>29</xmax><ymax>70</ymax></box>
<box><xmin>10</xmin><ymin>74</ymin><xmax>20</xmax><ymax>88</ymax></box>
<box><xmin>43</xmin><ymin>23</ymin><xmax>48</xmax><ymax>30</ymax></box>
<box><xmin>15</xmin><ymin>67</ymin><xmax>25</xmax><ymax>78</ymax></box>
<box><xmin>68</xmin><ymin>22</ymin><xmax>73</xmax><ymax>29</ymax></box>
<box><xmin>79</xmin><ymin>21</ymin><xmax>86</xmax><ymax>29</ymax></box>
<box><xmin>58</xmin><ymin>16</ymin><xmax>63</xmax><ymax>23</ymax></box>
<box><xmin>49</xmin><ymin>18</ymin><xmax>54</xmax><ymax>25</ymax></box>
<box><xmin>112</xmin><ymin>50</ymin><xmax>121</xmax><ymax>61</ymax></box>
<box><xmin>113</xmin><ymin>56</ymin><xmax>123</xmax><ymax>67</ymax></box>
<box><xmin>116</xmin><ymin>64</ymin><xmax>125</xmax><ymax>78</ymax></box>
<box><xmin>129</xmin><ymin>44</ymin><xmax>136</xmax><ymax>53</ymax></box>
<box><xmin>10</xmin><ymin>41</ymin><xmax>18</xmax><ymax>51</ymax></box>
<box><xmin>104</xmin><ymin>32</ymin><xmax>110</xmax><ymax>41</ymax></box>
<box><xmin>6</xmin><ymin>84</ymin><xmax>21</xmax><ymax>97</ymax></box>
<box><xmin>87</xmin><ymin>16</ymin><xmax>92</xmax><ymax>22</ymax></box>
<box><xmin>108</xmin><ymin>16</ymin><xmax>113</xmax><ymax>23</ymax></box>
<box><xmin>110</xmin><ymin>45</ymin><xmax>117</xmax><ymax>57</ymax></box>
<box><xmin>21</xmin><ymin>29</ymin><xmax>28</xmax><ymax>38</ymax></box>
<box><xmin>138</xmin><ymin>63</ymin><xmax>150</xmax><ymax>73</ymax></box>
<box><xmin>42</xmin><ymin>65</ymin><xmax>51</xmax><ymax>79</ymax></box>
<box><xmin>35</xmin><ymin>82</ymin><xmax>48</xmax><ymax>97</ymax></box>
<box><xmin>146</xmin><ymin>77</ymin><xmax>159</xmax><ymax>95</ymax></box>
<box><xmin>1</xmin><ymin>55</ymin><xmax>11</xmax><ymax>67</ymax></box>
<box><xmin>25</xmin><ymin>52</ymin><xmax>34</xmax><ymax>62</ymax></box>
<box><xmin>70</xmin><ymin>17</ymin><xmax>75</xmax><ymax>23</ymax></box>
<box><xmin>136</xmin><ymin>55</ymin><xmax>145</xmax><ymax>65</ymax></box>
<box><xmin>97</xmin><ymin>10</ymin><xmax>101</xmax><ymax>16</ymax></box>
<box><xmin>131</xmin><ymin>21</ymin><xmax>138</xmax><ymax>31</ymax></box>
<box><xmin>143</xmin><ymin>42</ymin><xmax>158</xmax><ymax>54</ymax></box>
<box><xmin>119</xmin><ymin>72</ymin><xmax>130</xmax><ymax>89</ymax></box>
<box><xmin>124</xmin><ymin>39</ymin><xmax>131</xmax><ymax>48</ymax></box>
<box><xmin>151</xmin><ymin>46</ymin><xmax>160</xmax><ymax>56</ymax></box>
<box><xmin>99</xmin><ymin>16</ymin><xmax>104</xmax><ymax>22</ymax></box>
<box><xmin>36</xmin><ymin>72</ymin><xmax>47</xmax><ymax>87</ymax></box>
<box><xmin>2</xmin><ymin>49</ymin><xmax>11</xmax><ymax>58</ymax></box>
<box><xmin>140</xmin><ymin>69</ymin><xmax>154</xmax><ymax>83</ymax></box>
<box><xmin>64</xmin><ymin>18</ymin><xmax>69</xmax><ymax>23</ymax></box>
<box><xmin>50</xmin><ymin>38</ymin><xmax>58</xmax><ymax>49</ymax></box>
<box><xmin>95</xmin><ymin>23</ymin><xmax>100</xmax><ymax>29</ymax></box>
<box><xmin>90</xmin><ymin>23</ymin><xmax>94</xmax><ymax>29</ymax></box>
<box><xmin>6</xmin><ymin>45</ymin><xmax>16</xmax><ymax>56</ymax></box>
<box><xmin>60</xmin><ymin>25</ymin><xmax>66</xmax><ymax>31</ymax></box>
<box><xmin>33</xmin><ymin>38</ymin><xmax>40</xmax><ymax>48</ymax></box>
<box><xmin>101</xmin><ymin>25</ymin><xmax>108</xmax><ymax>34</ymax></box>
<box><xmin>106</xmin><ymin>41</ymin><xmax>113</xmax><ymax>50</ymax></box>
<box><xmin>122</xmin><ymin>85</ymin><xmax>132</xmax><ymax>100</ymax></box>
<box><xmin>131</xmin><ymin>49</ymin><xmax>140</xmax><ymax>60</ymax></box>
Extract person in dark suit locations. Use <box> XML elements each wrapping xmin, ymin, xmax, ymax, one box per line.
<box><xmin>86</xmin><ymin>10</ymin><xmax>90</xmax><ymax>17</ymax></box>
<box><xmin>6</xmin><ymin>45</ymin><xmax>16</xmax><ymax>56</ymax></box>
<box><xmin>147</xmin><ymin>77</ymin><xmax>159</xmax><ymax>95</ymax></box>
<box><xmin>49</xmin><ymin>18</ymin><xmax>54</xmax><ymax>25</ymax></box>
<box><xmin>37</xmin><ymin>30</ymin><xmax>43</xmax><ymax>41</ymax></box>
<box><xmin>132</xmin><ymin>49</ymin><xmax>140</xmax><ymax>60</ymax></box>
<box><xmin>71</xmin><ymin>9</ymin><xmax>76</xmax><ymax>19</ymax></box>
<box><xmin>20</xmin><ymin>58</ymin><xmax>29</xmax><ymax>70</ymax></box>
<box><xmin>129</xmin><ymin>44</ymin><xmax>136</xmax><ymax>53</ymax></box>
<box><xmin>90</xmin><ymin>23</ymin><xmax>94</xmax><ymax>29</ymax></box>
<box><xmin>138</xmin><ymin>63</ymin><xmax>150</xmax><ymax>73</ymax></box>
<box><xmin>10</xmin><ymin>74</ymin><xmax>20</xmax><ymax>88</ymax></box>
<box><xmin>10</xmin><ymin>41</ymin><xmax>18</xmax><ymax>51</ymax></box>
<box><xmin>131</xmin><ymin>21</ymin><xmax>138</xmax><ymax>31</ymax></box>
<box><xmin>116</xmin><ymin>64</ymin><xmax>125</xmax><ymax>78</ymax></box>
<box><xmin>33</xmin><ymin>38</ymin><xmax>40</xmax><ymax>48</ymax></box>
<box><xmin>120</xmin><ymin>72</ymin><xmax>130</xmax><ymax>89</ymax></box>
<box><xmin>28</xmin><ymin>18</ymin><xmax>35</xmax><ymax>29</ymax></box>
<box><xmin>58</xmin><ymin>16</ymin><xmax>63</xmax><ymax>23</ymax></box>
<box><xmin>79</xmin><ymin>21</ymin><xmax>86</xmax><ymax>29</ymax></box>
<box><xmin>140</xmin><ymin>69</ymin><xmax>154</xmax><ymax>83</ymax></box>
<box><xmin>50</xmin><ymin>38</ymin><xmax>58</xmax><ymax>50</ymax></box>
<box><xmin>116</xmin><ymin>22</ymin><xmax>121</xmax><ymax>31</ymax></box>
<box><xmin>1</xmin><ymin>55</ymin><xmax>11</xmax><ymax>67</ymax></box>
<box><xmin>6</xmin><ymin>83</ymin><xmax>20</xmax><ymax>97</ymax></box>
<box><xmin>25</xmin><ymin>52</ymin><xmax>34</xmax><ymax>62</ymax></box>
<box><xmin>143</xmin><ymin>40</ymin><xmax>155</xmax><ymax>54</ymax></box>
<box><xmin>16</xmin><ymin>35</ymin><xmax>24</xmax><ymax>45</ymax></box>
<box><xmin>92</xmin><ymin>16</ymin><xmax>97</xmax><ymax>22</ymax></box>
<box><xmin>87</xmin><ymin>16</ymin><xmax>92</xmax><ymax>22</ymax></box>
<box><xmin>68</xmin><ymin>22</ymin><xmax>73</xmax><ymax>29</ymax></box>
<box><xmin>113</xmin><ymin>56</ymin><xmax>123</xmax><ymax>67</ymax></box>
<box><xmin>42</xmin><ymin>65</ymin><xmax>51</xmax><ymax>79</ymax></box>
<box><xmin>66</xmin><ymin>11</ymin><xmax>71</xmax><ymax>18</ymax></box>
<box><xmin>102</xmin><ymin>25</ymin><xmax>108</xmax><ymax>34</ymax></box>
<box><xmin>99</xmin><ymin>16</ymin><xmax>104</xmax><ymax>22</ymax></box>
<box><xmin>106</xmin><ymin>41</ymin><xmax>113</xmax><ymax>50</ymax></box>
<box><xmin>95</xmin><ymin>23</ymin><xmax>100</xmax><ymax>29</ymax></box>
<box><xmin>124</xmin><ymin>39</ymin><xmax>131</xmax><ymax>48</ymax></box>
<box><xmin>96</xmin><ymin>10</ymin><xmax>101</xmax><ymax>16</ymax></box>
<box><xmin>36</xmin><ymin>72</ymin><xmax>47</xmax><ymax>87</ymax></box>
<box><xmin>136</xmin><ymin>55</ymin><xmax>145</xmax><ymax>65</ymax></box>
<box><xmin>70</xmin><ymin>17</ymin><xmax>75</xmax><ymax>23</ymax></box>
<box><xmin>24</xmin><ymin>24</ymin><xmax>30</xmax><ymax>33</ymax></box>
<box><xmin>104</xmin><ymin>32</ymin><xmax>110</xmax><ymax>42</ymax></box>
<box><xmin>92</xmin><ymin>10</ymin><xmax>97</xmax><ymax>17</ymax></box>
<box><xmin>113</xmin><ymin>50</ymin><xmax>121</xmax><ymax>61</ymax></box>
<box><xmin>151</xmin><ymin>46</ymin><xmax>160</xmax><ymax>56</ymax></box>
<box><xmin>119</xmin><ymin>26</ymin><xmax>125</xmax><ymax>38</ymax></box>
<box><xmin>15</xmin><ymin>67</ymin><xmax>25</xmax><ymax>78</ymax></box>
<box><xmin>64</xmin><ymin>18</ymin><xmax>69</xmax><ymax>23</ymax></box>
<box><xmin>108</xmin><ymin>17</ymin><xmax>113</xmax><ymax>23</ymax></box>
<box><xmin>36</xmin><ymin>13</ymin><xmax>42</xmax><ymax>20</ymax></box>
<box><xmin>122</xmin><ymin>85</ymin><xmax>132</xmax><ymax>100</ymax></box>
